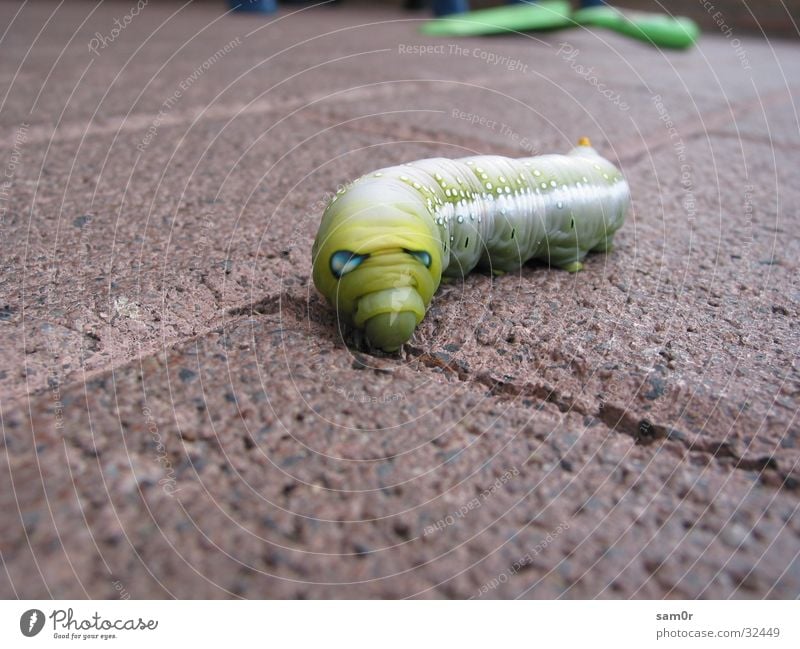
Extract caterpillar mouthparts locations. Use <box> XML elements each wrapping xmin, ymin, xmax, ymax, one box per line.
<box><xmin>312</xmin><ymin>139</ymin><xmax>629</xmax><ymax>352</ymax></box>
<box><xmin>355</xmin><ymin>286</ymin><xmax>425</xmax><ymax>351</ymax></box>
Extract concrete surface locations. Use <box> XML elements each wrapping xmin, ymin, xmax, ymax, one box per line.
<box><xmin>0</xmin><ymin>1</ymin><xmax>798</xmax><ymax>598</ymax></box>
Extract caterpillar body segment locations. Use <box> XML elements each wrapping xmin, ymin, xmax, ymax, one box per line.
<box><xmin>312</xmin><ymin>139</ymin><xmax>630</xmax><ymax>352</ymax></box>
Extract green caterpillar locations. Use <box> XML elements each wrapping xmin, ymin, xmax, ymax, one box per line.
<box><xmin>312</xmin><ymin>138</ymin><xmax>629</xmax><ymax>352</ymax></box>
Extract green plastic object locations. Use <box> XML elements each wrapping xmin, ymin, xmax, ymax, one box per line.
<box><xmin>572</xmin><ymin>6</ymin><xmax>700</xmax><ymax>50</ymax></box>
<box><xmin>420</xmin><ymin>1</ymin><xmax>572</xmax><ymax>37</ymax></box>
<box><xmin>421</xmin><ymin>2</ymin><xmax>700</xmax><ymax>50</ymax></box>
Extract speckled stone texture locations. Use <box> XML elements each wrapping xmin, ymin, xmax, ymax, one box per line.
<box><xmin>1</xmin><ymin>2</ymin><xmax>798</xmax><ymax>599</ymax></box>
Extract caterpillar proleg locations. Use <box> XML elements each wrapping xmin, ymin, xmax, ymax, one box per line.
<box><xmin>312</xmin><ymin>138</ymin><xmax>629</xmax><ymax>352</ymax></box>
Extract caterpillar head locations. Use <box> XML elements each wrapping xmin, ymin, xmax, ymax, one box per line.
<box><xmin>312</xmin><ymin>184</ymin><xmax>442</xmax><ymax>352</ymax></box>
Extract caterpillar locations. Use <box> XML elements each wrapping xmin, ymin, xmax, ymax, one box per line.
<box><xmin>312</xmin><ymin>138</ymin><xmax>629</xmax><ymax>352</ymax></box>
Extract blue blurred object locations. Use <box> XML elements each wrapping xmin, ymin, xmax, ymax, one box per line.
<box><xmin>228</xmin><ymin>0</ymin><xmax>604</xmax><ymax>16</ymax></box>
<box><xmin>229</xmin><ymin>0</ymin><xmax>277</xmax><ymax>12</ymax></box>
<box><xmin>434</xmin><ymin>0</ymin><xmax>604</xmax><ymax>17</ymax></box>
<box><xmin>226</xmin><ymin>0</ymin><xmax>604</xmax><ymax>18</ymax></box>
<box><xmin>432</xmin><ymin>0</ymin><xmax>470</xmax><ymax>17</ymax></box>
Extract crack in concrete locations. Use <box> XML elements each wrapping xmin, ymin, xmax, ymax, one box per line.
<box><xmin>7</xmin><ymin>279</ymin><xmax>795</xmax><ymax>497</ymax></box>
<box><xmin>404</xmin><ymin>345</ymin><xmax>797</xmax><ymax>492</ymax></box>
